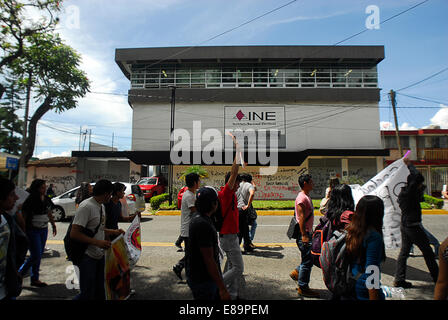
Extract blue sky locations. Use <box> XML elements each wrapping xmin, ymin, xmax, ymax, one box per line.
<box><xmin>28</xmin><ymin>0</ymin><xmax>448</xmax><ymax>159</ymax></box>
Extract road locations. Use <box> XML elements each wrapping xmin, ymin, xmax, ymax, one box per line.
<box><xmin>17</xmin><ymin>213</ymin><xmax>448</xmax><ymax>300</ymax></box>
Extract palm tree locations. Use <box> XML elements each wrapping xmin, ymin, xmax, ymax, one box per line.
<box><xmin>178</xmin><ymin>165</ymin><xmax>209</xmax><ymax>181</ymax></box>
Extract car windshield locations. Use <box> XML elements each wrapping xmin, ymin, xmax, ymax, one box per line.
<box><xmin>138</xmin><ymin>178</ymin><xmax>157</xmax><ymax>185</ymax></box>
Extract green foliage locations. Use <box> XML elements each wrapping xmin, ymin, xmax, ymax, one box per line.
<box><xmin>423</xmin><ymin>194</ymin><xmax>444</xmax><ymax>209</ymax></box>
<box><xmin>0</xmin><ymin>75</ymin><xmax>23</xmax><ymax>154</ymax></box>
<box><xmin>160</xmin><ymin>201</ymin><xmax>178</xmax><ymax>210</ymax></box>
<box><xmin>179</xmin><ymin>165</ymin><xmax>209</xmax><ymax>181</ymax></box>
<box><xmin>420</xmin><ymin>202</ymin><xmax>432</xmax><ymax>209</ymax></box>
<box><xmin>150</xmin><ymin>193</ymin><xmax>170</xmax><ymax>210</ymax></box>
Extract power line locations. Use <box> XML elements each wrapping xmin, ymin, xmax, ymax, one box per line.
<box><xmin>395</xmin><ymin>93</ymin><xmax>448</xmax><ymax>105</ymax></box>
<box><xmin>396</xmin><ymin>66</ymin><xmax>448</xmax><ymax>92</ymax></box>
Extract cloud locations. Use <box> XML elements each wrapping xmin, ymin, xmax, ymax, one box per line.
<box><xmin>399</xmin><ymin>122</ymin><xmax>418</xmax><ymax>130</ymax></box>
<box><xmin>35</xmin><ymin>150</ymin><xmax>71</xmax><ymax>160</ymax></box>
<box><xmin>380</xmin><ymin>121</ymin><xmax>395</xmax><ymax>130</ymax></box>
<box><xmin>429</xmin><ymin>104</ymin><xmax>448</xmax><ymax>129</ymax></box>
<box><xmin>266</xmin><ymin>10</ymin><xmax>352</xmax><ymax>28</ymax></box>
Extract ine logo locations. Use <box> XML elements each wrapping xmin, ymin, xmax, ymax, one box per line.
<box><xmin>365</xmin><ymin>5</ymin><xmax>380</xmax><ymax>30</ymax></box>
<box><xmin>234</xmin><ymin>110</ymin><xmax>277</xmax><ymax>122</ymax></box>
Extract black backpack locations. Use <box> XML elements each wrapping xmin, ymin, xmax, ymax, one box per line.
<box><xmin>64</xmin><ymin>216</ymin><xmax>102</xmax><ymax>266</ymax></box>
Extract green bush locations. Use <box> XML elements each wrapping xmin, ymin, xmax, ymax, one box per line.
<box><xmin>420</xmin><ymin>202</ymin><xmax>432</xmax><ymax>209</ymax></box>
<box><xmin>150</xmin><ymin>193</ymin><xmax>169</xmax><ymax>210</ymax></box>
<box><xmin>423</xmin><ymin>194</ymin><xmax>444</xmax><ymax>209</ymax></box>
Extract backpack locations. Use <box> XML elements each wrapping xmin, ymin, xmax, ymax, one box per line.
<box><xmin>319</xmin><ymin>230</ymin><xmax>361</xmax><ymax>297</ymax></box>
<box><xmin>311</xmin><ymin>215</ymin><xmax>334</xmax><ymax>268</ymax></box>
<box><xmin>64</xmin><ymin>217</ymin><xmax>101</xmax><ymax>266</ymax></box>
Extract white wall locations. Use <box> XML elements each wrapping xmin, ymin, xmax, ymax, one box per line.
<box><xmin>131</xmin><ymin>102</ymin><xmax>382</xmax><ymax>152</ymax></box>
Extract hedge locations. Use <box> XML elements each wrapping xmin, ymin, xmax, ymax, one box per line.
<box><xmin>423</xmin><ymin>194</ymin><xmax>444</xmax><ymax>209</ymax></box>
<box><xmin>150</xmin><ymin>193</ymin><xmax>169</xmax><ymax>210</ymax></box>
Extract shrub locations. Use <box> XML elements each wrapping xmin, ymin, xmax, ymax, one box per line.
<box><xmin>150</xmin><ymin>193</ymin><xmax>169</xmax><ymax>210</ymax></box>
<box><xmin>420</xmin><ymin>202</ymin><xmax>432</xmax><ymax>209</ymax></box>
<box><xmin>423</xmin><ymin>194</ymin><xmax>444</xmax><ymax>209</ymax></box>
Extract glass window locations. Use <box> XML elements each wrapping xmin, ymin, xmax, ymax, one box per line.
<box><xmin>301</xmin><ymin>68</ymin><xmax>316</xmax><ymax>87</ymax></box>
<box><xmin>316</xmin><ymin>68</ymin><xmax>331</xmax><ymax>87</ymax></box>
<box><xmin>237</xmin><ymin>68</ymin><xmax>252</xmax><ymax>87</ymax></box>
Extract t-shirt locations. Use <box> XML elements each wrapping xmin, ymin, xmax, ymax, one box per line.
<box><xmin>180</xmin><ymin>189</ymin><xmax>196</xmax><ymax>238</ymax></box>
<box><xmin>185</xmin><ymin>213</ymin><xmax>220</xmax><ymax>283</ymax></box>
<box><xmin>72</xmin><ymin>197</ymin><xmax>106</xmax><ymax>260</ymax></box>
<box><xmin>236</xmin><ymin>182</ymin><xmax>255</xmax><ymax>209</ymax></box>
<box><xmin>218</xmin><ymin>183</ymin><xmax>239</xmax><ymax>235</ymax></box>
<box><xmin>295</xmin><ymin>191</ymin><xmax>314</xmax><ymax>233</ymax></box>
<box><xmin>0</xmin><ymin>215</ymin><xmax>11</xmax><ymax>300</ymax></box>
<box><xmin>105</xmin><ymin>200</ymin><xmax>122</xmax><ymax>230</ymax></box>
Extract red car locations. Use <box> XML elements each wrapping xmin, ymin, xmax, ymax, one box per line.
<box><xmin>138</xmin><ymin>176</ymin><xmax>166</xmax><ymax>202</ymax></box>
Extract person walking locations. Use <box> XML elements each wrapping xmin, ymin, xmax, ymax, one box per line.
<box><xmin>236</xmin><ymin>173</ymin><xmax>255</xmax><ymax>253</ymax></box>
<box><xmin>0</xmin><ymin>178</ymin><xmax>22</xmax><ymax>300</ymax></box>
<box><xmin>346</xmin><ymin>195</ymin><xmax>386</xmax><ymax>300</ymax></box>
<box><xmin>75</xmin><ymin>182</ymin><xmax>93</xmax><ymax>209</ymax></box>
<box><xmin>173</xmin><ymin>173</ymin><xmax>200</xmax><ymax>281</ymax></box>
<box><xmin>70</xmin><ymin>179</ymin><xmax>124</xmax><ymax>300</ymax></box>
<box><xmin>325</xmin><ymin>184</ymin><xmax>355</xmax><ymax>232</ymax></box>
<box><xmin>185</xmin><ymin>187</ymin><xmax>230</xmax><ymax>300</ymax></box>
<box><xmin>290</xmin><ymin>174</ymin><xmax>319</xmax><ymax>298</ymax></box>
<box><xmin>218</xmin><ymin>140</ymin><xmax>244</xmax><ymax>300</ymax></box>
<box><xmin>319</xmin><ymin>177</ymin><xmax>340</xmax><ymax>215</ymax></box>
<box><xmin>394</xmin><ymin>162</ymin><xmax>439</xmax><ymax>288</ymax></box>
<box><xmin>434</xmin><ymin>236</ymin><xmax>448</xmax><ymax>300</ymax></box>
<box><xmin>104</xmin><ymin>182</ymin><xmax>139</xmax><ymax>242</ymax></box>
<box><xmin>19</xmin><ymin>179</ymin><xmax>57</xmax><ymax>287</ymax></box>
<box><xmin>46</xmin><ymin>184</ymin><xmax>56</xmax><ymax>199</ymax></box>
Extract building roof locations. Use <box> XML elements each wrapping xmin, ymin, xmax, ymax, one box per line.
<box><xmin>381</xmin><ymin>129</ymin><xmax>448</xmax><ymax>136</ymax></box>
<box><xmin>116</xmin><ymin>45</ymin><xmax>385</xmax><ymax>79</ymax></box>
<box><xmin>26</xmin><ymin>157</ymin><xmax>78</xmax><ymax>168</ymax></box>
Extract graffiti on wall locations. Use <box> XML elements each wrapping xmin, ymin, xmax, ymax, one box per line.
<box><xmin>40</xmin><ymin>175</ymin><xmax>77</xmax><ymax>195</ymax></box>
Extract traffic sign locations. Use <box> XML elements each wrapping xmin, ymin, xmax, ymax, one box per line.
<box><xmin>6</xmin><ymin>157</ymin><xmax>19</xmax><ymax>170</ymax></box>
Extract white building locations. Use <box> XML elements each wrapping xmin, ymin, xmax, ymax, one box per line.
<box><xmin>74</xmin><ymin>45</ymin><xmax>388</xmax><ymax>199</ymax></box>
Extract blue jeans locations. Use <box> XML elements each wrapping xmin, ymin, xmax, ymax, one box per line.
<box><xmin>187</xmin><ymin>278</ymin><xmax>219</xmax><ymax>300</ymax></box>
<box><xmin>77</xmin><ymin>254</ymin><xmax>105</xmax><ymax>300</ymax></box>
<box><xmin>295</xmin><ymin>232</ymin><xmax>313</xmax><ymax>288</ymax></box>
<box><xmin>19</xmin><ymin>227</ymin><xmax>48</xmax><ymax>282</ymax></box>
<box><xmin>249</xmin><ymin>219</ymin><xmax>257</xmax><ymax>241</ymax></box>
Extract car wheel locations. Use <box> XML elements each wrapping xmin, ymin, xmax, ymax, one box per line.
<box><xmin>52</xmin><ymin>206</ymin><xmax>66</xmax><ymax>222</ymax></box>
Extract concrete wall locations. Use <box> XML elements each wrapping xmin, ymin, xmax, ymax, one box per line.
<box><xmin>76</xmin><ymin>159</ymin><xmax>130</xmax><ymax>184</ymax></box>
<box><xmin>131</xmin><ymin>102</ymin><xmax>382</xmax><ymax>152</ymax></box>
<box><xmin>26</xmin><ymin>166</ymin><xmax>77</xmax><ymax>196</ymax></box>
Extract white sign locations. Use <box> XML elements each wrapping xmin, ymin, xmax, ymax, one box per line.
<box><xmin>125</xmin><ymin>215</ymin><xmax>142</xmax><ymax>269</ymax></box>
<box><xmin>351</xmin><ymin>157</ymin><xmax>410</xmax><ymax>249</ymax></box>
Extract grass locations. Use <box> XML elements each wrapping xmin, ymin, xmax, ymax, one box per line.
<box><xmin>156</xmin><ymin>199</ymin><xmax>436</xmax><ymax>211</ymax></box>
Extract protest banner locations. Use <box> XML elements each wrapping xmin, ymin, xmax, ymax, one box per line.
<box><xmin>125</xmin><ymin>215</ymin><xmax>141</xmax><ymax>269</ymax></box>
<box><xmin>105</xmin><ymin>235</ymin><xmax>131</xmax><ymax>300</ymax></box>
<box><xmin>350</xmin><ymin>156</ymin><xmax>410</xmax><ymax>249</ymax></box>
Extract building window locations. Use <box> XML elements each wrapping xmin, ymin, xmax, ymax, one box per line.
<box><xmin>129</xmin><ymin>64</ymin><xmax>378</xmax><ymax>89</ymax></box>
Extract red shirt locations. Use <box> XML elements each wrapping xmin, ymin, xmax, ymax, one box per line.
<box><xmin>218</xmin><ymin>183</ymin><xmax>239</xmax><ymax>235</ymax></box>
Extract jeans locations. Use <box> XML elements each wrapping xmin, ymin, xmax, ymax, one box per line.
<box><xmin>238</xmin><ymin>209</ymin><xmax>251</xmax><ymax>247</ymax></box>
<box><xmin>395</xmin><ymin>225</ymin><xmax>439</xmax><ymax>283</ymax></box>
<box><xmin>295</xmin><ymin>232</ymin><xmax>313</xmax><ymax>288</ymax></box>
<box><xmin>19</xmin><ymin>227</ymin><xmax>48</xmax><ymax>282</ymax></box>
<box><xmin>249</xmin><ymin>219</ymin><xmax>257</xmax><ymax>241</ymax></box>
<box><xmin>187</xmin><ymin>278</ymin><xmax>219</xmax><ymax>300</ymax></box>
<box><xmin>409</xmin><ymin>226</ymin><xmax>440</xmax><ymax>256</ymax></box>
<box><xmin>175</xmin><ymin>238</ymin><xmax>189</xmax><ymax>270</ymax></box>
<box><xmin>77</xmin><ymin>254</ymin><xmax>105</xmax><ymax>300</ymax></box>
<box><xmin>220</xmin><ymin>234</ymin><xmax>244</xmax><ymax>299</ymax></box>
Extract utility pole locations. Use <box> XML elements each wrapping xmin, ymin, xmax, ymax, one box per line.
<box><xmin>17</xmin><ymin>70</ymin><xmax>32</xmax><ymax>188</ymax></box>
<box><xmin>168</xmin><ymin>85</ymin><xmax>176</xmax><ymax>205</ymax></box>
<box><xmin>389</xmin><ymin>89</ymin><xmax>403</xmax><ymax>157</ymax></box>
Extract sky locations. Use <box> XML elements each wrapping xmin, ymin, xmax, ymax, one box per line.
<box><xmin>19</xmin><ymin>0</ymin><xmax>448</xmax><ymax>159</ymax></box>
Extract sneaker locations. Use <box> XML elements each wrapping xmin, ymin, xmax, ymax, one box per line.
<box><xmin>31</xmin><ymin>280</ymin><xmax>48</xmax><ymax>288</ymax></box>
<box><xmin>297</xmin><ymin>286</ymin><xmax>320</xmax><ymax>298</ymax></box>
<box><xmin>175</xmin><ymin>243</ymin><xmax>182</xmax><ymax>250</ymax></box>
<box><xmin>172</xmin><ymin>265</ymin><xmax>183</xmax><ymax>281</ymax></box>
<box><xmin>243</xmin><ymin>245</ymin><xmax>254</xmax><ymax>253</ymax></box>
<box><xmin>393</xmin><ymin>280</ymin><xmax>413</xmax><ymax>288</ymax></box>
<box><xmin>289</xmin><ymin>269</ymin><xmax>298</xmax><ymax>282</ymax></box>
<box><xmin>249</xmin><ymin>243</ymin><xmax>256</xmax><ymax>249</ymax></box>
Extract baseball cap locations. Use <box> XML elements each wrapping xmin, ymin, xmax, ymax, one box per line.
<box><xmin>196</xmin><ymin>186</ymin><xmax>218</xmax><ymax>203</ymax></box>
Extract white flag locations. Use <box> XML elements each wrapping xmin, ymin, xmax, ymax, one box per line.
<box><xmin>125</xmin><ymin>215</ymin><xmax>142</xmax><ymax>269</ymax></box>
<box><xmin>350</xmin><ymin>157</ymin><xmax>410</xmax><ymax>249</ymax></box>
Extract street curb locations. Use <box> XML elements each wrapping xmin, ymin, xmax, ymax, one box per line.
<box><xmin>142</xmin><ymin>209</ymin><xmax>448</xmax><ymax>216</ymax></box>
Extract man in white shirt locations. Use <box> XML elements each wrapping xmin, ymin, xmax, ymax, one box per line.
<box><xmin>173</xmin><ymin>173</ymin><xmax>200</xmax><ymax>281</ymax></box>
<box><xmin>70</xmin><ymin>179</ymin><xmax>124</xmax><ymax>300</ymax></box>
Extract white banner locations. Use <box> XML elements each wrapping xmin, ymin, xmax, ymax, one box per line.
<box><xmin>350</xmin><ymin>157</ymin><xmax>410</xmax><ymax>249</ymax></box>
<box><xmin>125</xmin><ymin>215</ymin><xmax>142</xmax><ymax>269</ymax></box>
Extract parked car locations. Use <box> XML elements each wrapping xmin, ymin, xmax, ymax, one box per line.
<box><xmin>51</xmin><ymin>182</ymin><xmax>145</xmax><ymax>222</ymax></box>
<box><xmin>138</xmin><ymin>176</ymin><xmax>166</xmax><ymax>202</ymax></box>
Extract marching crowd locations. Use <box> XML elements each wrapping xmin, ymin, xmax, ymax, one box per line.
<box><xmin>1</xmin><ymin>148</ymin><xmax>447</xmax><ymax>301</ymax></box>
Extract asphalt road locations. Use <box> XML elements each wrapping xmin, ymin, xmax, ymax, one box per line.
<box><xmin>17</xmin><ymin>213</ymin><xmax>448</xmax><ymax>300</ymax></box>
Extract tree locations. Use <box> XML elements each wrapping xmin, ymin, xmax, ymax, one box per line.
<box><xmin>0</xmin><ymin>0</ymin><xmax>61</xmax><ymax>99</ymax></box>
<box><xmin>0</xmin><ymin>75</ymin><xmax>24</xmax><ymax>155</ymax></box>
<box><xmin>178</xmin><ymin>165</ymin><xmax>209</xmax><ymax>181</ymax></box>
<box><xmin>10</xmin><ymin>32</ymin><xmax>89</xmax><ymax>184</ymax></box>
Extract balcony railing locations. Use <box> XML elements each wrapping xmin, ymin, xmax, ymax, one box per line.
<box><xmin>421</xmin><ymin>148</ymin><xmax>448</xmax><ymax>161</ymax></box>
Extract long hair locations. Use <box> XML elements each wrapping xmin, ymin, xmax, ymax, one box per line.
<box><xmin>326</xmin><ymin>184</ymin><xmax>354</xmax><ymax>224</ymax></box>
<box><xmin>346</xmin><ymin>195</ymin><xmax>385</xmax><ymax>261</ymax></box>
<box><xmin>27</xmin><ymin>179</ymin><xmax>46</xmax><ymax>200</ymax></box>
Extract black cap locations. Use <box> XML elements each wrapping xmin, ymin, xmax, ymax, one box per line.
<box><xmin>196</xmin><ymin>186</ymin><xmax>218</xmax><ymax>203</ymax></box>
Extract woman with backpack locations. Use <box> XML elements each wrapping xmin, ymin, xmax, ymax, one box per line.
<box><xmin>346</xmin><ymin>195</ymin><xmax>386</xmax><ymax>300</ymax></box>
<box><xmin>326</xmin><ymin>184</ymin><xmax>355</xmax><ymax>232</ymax></box>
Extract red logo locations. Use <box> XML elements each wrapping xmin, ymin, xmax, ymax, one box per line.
<box><xmin>236</xmin><ymin>110</ymin><xmax>245</xmax><ymax>121</ymax></box>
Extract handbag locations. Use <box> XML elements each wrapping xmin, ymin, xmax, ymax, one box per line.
<box><xmin>286</xmin><ymin>210</ymin><xmax>313</xmax><ymax>240</ymax></box>
<box><xmin>64</xmin><ymin>209</ymin><xmax>102</xmax><ymax>266</ymax></box>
